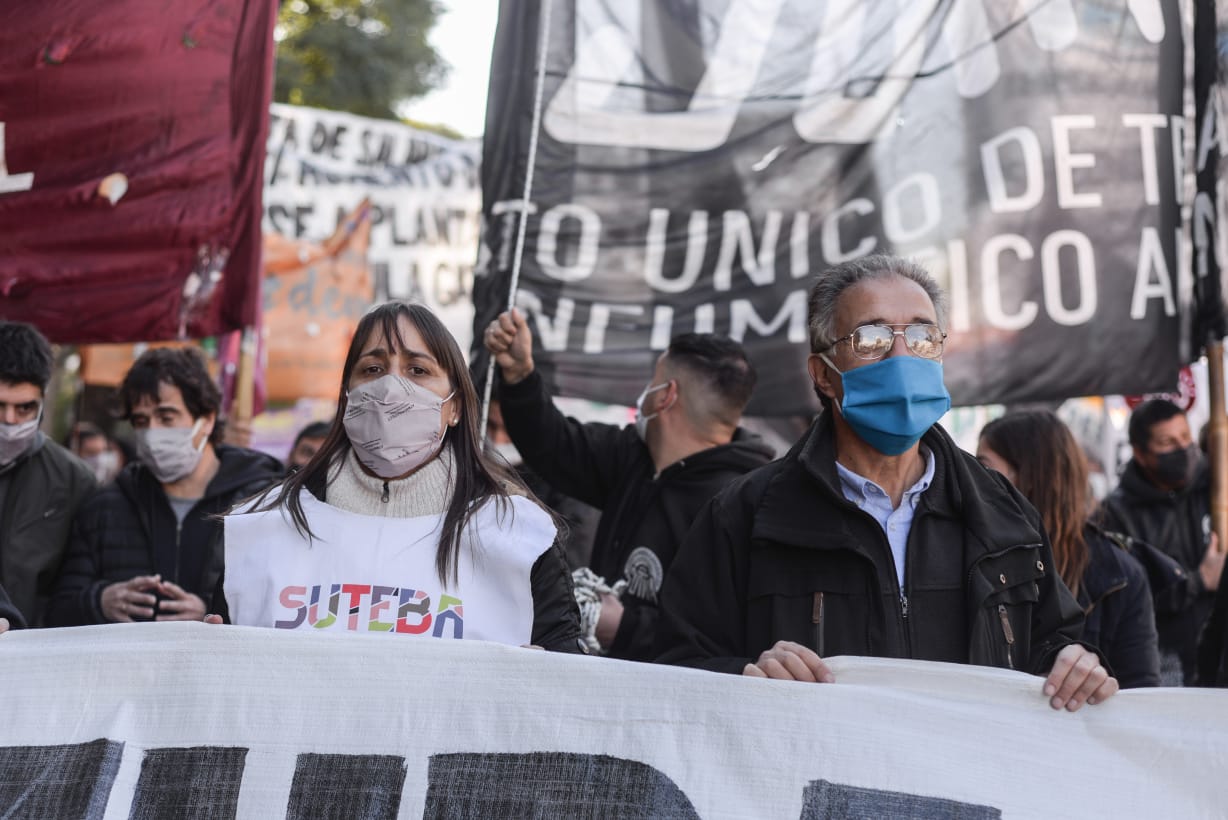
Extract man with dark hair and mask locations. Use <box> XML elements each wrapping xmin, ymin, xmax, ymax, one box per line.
<box><xmin>48</xmin><ymin>348</ymin><xmax>281</xmax><ymax>626</ymax></box>
<box><xmin>1099</xmin><ymin>399</ymin><xmax>1224</xmax><ymax>685</ymax></box>
<box><xmin>656</xmin><ymin>254</ymin><xmax>1119</xmax><ymax>713</ymax></box>
<box><xmin>0</xmin><ymin>321</ymin><xmax>96</xmax><ymax>627</ymax></box>
<box><xmin>484</xmin><ymin>313</ymin><xmax>773</xmax><ymax>660</ymax></box>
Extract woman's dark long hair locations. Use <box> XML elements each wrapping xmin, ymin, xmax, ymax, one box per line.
<box><xmin>253</xmin><ymin>302</ymin><xmax>525</xmax><ymax>585</ymax></box>
<box><xmin>979</xmin><ymin>410</ymin><xmax>1091</xmax><ymax>595</ymax></box>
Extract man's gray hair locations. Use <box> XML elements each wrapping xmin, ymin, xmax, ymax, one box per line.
<box><xmin>807</xmin><ymin>254</ymin><xmax>949</xmax><ymax>353</ymax></box>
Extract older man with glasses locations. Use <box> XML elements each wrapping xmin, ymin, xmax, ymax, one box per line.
<box><xmin>656</xmin><ymin>254</ymin><xmax>1118</xmax><ymax>713</ymax></box>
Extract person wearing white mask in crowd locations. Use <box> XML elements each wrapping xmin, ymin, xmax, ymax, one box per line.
<box><xmin>0</xmin><ymin>321</ymin><xmax>95</xmax><ymax>627</ymax></box>
<box><xmin>48</xmin><ymin>348</ymin><xmax>281</xmax><ymax>626</ymax></box>
<box><xmin>67</xmin><ymin>422</ymin><xmax>125</xmax><ymax>485</ymax></box>
<box><xmin>484</xmin><ymin>312</ymin><xmax>771</xmax><ymax>659</ymax></box>
<box><xmin>219</xmin><ymin>302</ymin><xmax>583</xmax><ymax>652</ymax></box>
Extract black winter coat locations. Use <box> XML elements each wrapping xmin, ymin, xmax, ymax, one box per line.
<box><xmin>499</xmin><ymin>370</ymin><xmax>774</xmax><ymax>661</ymax></box>
<box><xmin>47</xmin><ymin>445</ymin><xmax>282</xmax><ymax>626</ymax></box>
<box><xmin>655</xmin><ymin>414</ymin><xmax>1087</xmax><ymax>676</ymax></box>
<box><xmin>0</xmin><ymin>582</ymin><xmax>25</xmax><ymax>629</ymax></box>
<box><xmin>300</xmin><ymin>471</ymin><xmax>586</xmax><ymax>654</ymax></box>
<box><xmin>1080</xmin><ymin>526</ymin><xmax>1160</xmax><ymax>688</ymax></box>
<box><xmin>0</xmin><ymin>436</ymin><xmax>95</xmax><ymax>626</ymax></box>
<box><xmin>1099</xmin><ymin>459</ymin><xmax>1214</xmax><ymax>683</ymax></box>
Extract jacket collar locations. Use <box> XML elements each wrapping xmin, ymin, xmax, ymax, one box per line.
<box><xmin>758</xmin><ymin>412</ymin><xmax>1042</xmax><ymax>556</ymax></box>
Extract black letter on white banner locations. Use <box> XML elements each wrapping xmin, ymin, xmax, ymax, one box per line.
<box><xmin>799</xmin><ymin>779</ymin><xmax>1001</xmax><ymax>819</ymax></box>
<box><xmin>287</xmin><ymin>753</ymin><xmax>407</xmax><ymax>820</ymax></box>
<box><xmin>131</xmin><ymin>746</ymin><xmax>248</xmax><ymax>819</ymax></box>
<box><xmin>422</xmin><ymin>752</ymin><xmax>700</xmax><ymax>818</ymax></box>
<box><xmin>0</xmin><ymin>739</ymin><xmax>122</xmax><ymax>818</ymax></box>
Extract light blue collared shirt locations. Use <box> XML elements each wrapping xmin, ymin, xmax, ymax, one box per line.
<box><xmin>835</xmin><ymin>448</ymin><xmax>936</xmax><ymax>590</ymax></box>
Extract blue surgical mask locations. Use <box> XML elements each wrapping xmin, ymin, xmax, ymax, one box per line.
<box><xmin>819</xmin><ymin>354</ymin><xmax>951</xmax><ymax>456</ymax></box>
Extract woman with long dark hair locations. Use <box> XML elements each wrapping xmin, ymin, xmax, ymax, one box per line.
<box><xmin>221</xmin><ymin>302</ymin><xmax>583</xmax><ymax>651</ymax></box>
<box><xmin>977</xmin><ymin>410</ymin><xmax>1159</xmax><ymax>687</ymax></box>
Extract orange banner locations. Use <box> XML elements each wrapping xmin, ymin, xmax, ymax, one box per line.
<box><xmin>262</xmin><ymin>201</ymin><xmax>373</xmax><ymax>401</ymax></box>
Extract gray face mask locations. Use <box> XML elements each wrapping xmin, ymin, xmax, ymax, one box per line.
<box><xmin>135</xmin><ymin>419</ymin><xmax>206</xmax><ymax>484</ymax></box>
<box><xmin>0</xmin><ymin>416</ymin><xmax>39</xmax><ymax>467</ymax></box>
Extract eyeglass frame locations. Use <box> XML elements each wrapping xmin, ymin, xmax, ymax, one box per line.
<box><xmin>824</xmin><ymin>323</ymin><xmax>948</xmax><ymax>361</ymax></box>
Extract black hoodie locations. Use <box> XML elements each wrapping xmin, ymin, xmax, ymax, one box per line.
<box><xmin>48</xmin><ymin>444</ymin><xmax>282</xmax><ymax>626</ymax></box>
<box><xmin>1099</xmin><ymin>458</ymin><xmax>1214</xmax><ymax>683</ymax></box>
<box><xmin>499</xmin><ymin>370</ymin><xmax>775</xmax><ymax>661</ymax></box>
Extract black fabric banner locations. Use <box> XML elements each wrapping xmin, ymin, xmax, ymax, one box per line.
<box><xmin>1192</xmin><ymin>0</ymin><xmax>1227</xmax><ymax>354</ymax></box>
<box><xmin>475</xmin><ymin>1</ymin><xmax>1189</xmax><ymax>414</ymax></box>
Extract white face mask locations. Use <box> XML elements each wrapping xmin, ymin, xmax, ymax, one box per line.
<box><xmin>490</xmin><ymin>441</ymin><xmax>522</xmax><ymax>467</ymax></box>
<box><xmin>84</xmin><ymin>450</ymin><xmax>120</xmax><ymax>483</ymax></box>
<box><xmin>0</xmin><ymin>415</ymin><xmax>40</xmax><ymax>467</ymax></box>
<box><xmin>343</xmin><ymin>374</ymin><xmax>455</xmax><ymax>479</ymax></box>
<box><xmin>634</xmin><ymin>382</ymin><xmax>670</xmax><ymax>442</ymax></box>
<box><xmin>136</xmin><ymin>418</ymin><xmax>206</xmax><ymax>484</ymax></box>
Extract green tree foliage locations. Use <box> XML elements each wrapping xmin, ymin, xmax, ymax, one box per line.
<box><xmin>275</xmin><ymin>0</ymin><xmax>449</xmax><ymax>120</ymax></box>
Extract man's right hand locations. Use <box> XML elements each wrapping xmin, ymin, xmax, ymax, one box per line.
<box><xmin>100</xmin><ymin>575</ymin><xmax>161</xmax><ymax>622</ymax></box>
<box><xmin>483</xmin><ymin>308</ymin><xmax>535</xmax><ymax>385</ymax></box>
<box><xmin>1200</xmin><ymin>532</ymin><xmax>1225</xmax><ymax>592</ymax></box>
<box><xmin>743</xmin><ymin>640</ymin><xmax>835</xmax><ymax>683</ymax></box>
<box><xmin>0</xmin><ymin>617</ymin><xmax>9</xmax><ymax>635</ymax></box>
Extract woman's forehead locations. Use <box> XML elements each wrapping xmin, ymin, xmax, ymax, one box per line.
<box><xmin>361</xmin><ymin>314</ymin><xmax>427</xmax><ymax>356</ymax></box>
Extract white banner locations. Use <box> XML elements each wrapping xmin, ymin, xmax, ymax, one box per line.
<box><xmin>263</xmin><ymin>104</ymin><xmax>481</xmax><ymax>352</ymax></box>
<box><xmin>3</xmin><ymin>624</ymin><xmax>1226</xmax><ymax>818</ymax></box>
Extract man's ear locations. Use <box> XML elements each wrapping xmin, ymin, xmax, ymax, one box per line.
<box><xmin>808</xmin><ymin>354</ymin><xmax>839</xmax><ymax>404</ymax></box>
<box><xmin>199</xmin><ymin>412</ymin><xmax>217</xmax><ymax>445</ymax></box>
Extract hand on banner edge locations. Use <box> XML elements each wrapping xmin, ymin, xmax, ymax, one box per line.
<box><xmin>1043</xmin><ymin>644</ymin><xmax>1118</xmax><ymax>711</ymax></box>
<box><xmin>743</xmin><ymin>640</ymin><xmax>834</xmax><ymax>683</ymax></box>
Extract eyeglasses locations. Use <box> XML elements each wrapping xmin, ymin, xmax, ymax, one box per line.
<box><xmin>827</xmin><ymin>323</ymin><xmax>947</xmax><ymax>360</ymax></box>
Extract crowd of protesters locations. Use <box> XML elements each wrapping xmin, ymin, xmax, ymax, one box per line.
<box><xmin>3</xmin><ymin>253</ymin><xmax>1228</xmax><ymax>698</ymax></box>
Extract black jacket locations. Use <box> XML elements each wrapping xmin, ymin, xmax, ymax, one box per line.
<box><xmin>0</xmin><ymin>582</ymin><xmax>25</xmax><ymax>629</ymax></box>
<box><xmin>48</xmin><ymin>445</ymin><xmax>282</xmax><ymax>626</ymax></box>
<box><xmin>1197</xmin><ymin>559</ymin><xmax>1228</xmax><ymax>686</ymax></box>
<box><xmin>302</xmin><ymin>470</ymin><xmax>585</xmax><ymax>653</ymax></box>
<box><xmin>1099</xmin><ymin>459</ymin><xmax>1214</xmax><ymax>683</ymax></box>
<box><xmin>655</xmin><ymin>414</ymin><xmax>1087</xmax><ymax>676</ymax></box>
<box><xmin>1080</xmin><ymin>526</ymin><xmax>1160</xmax><ymax>688</ymax></box>
<box><xmin>0</xmin><ymin>436</ymin><xmax>95</xmax><ymax>626</ymax></box>
<box><xmin>499</xmin><ymin>370</ymin><xmax>774</xmax><ymax>660</ymax></box>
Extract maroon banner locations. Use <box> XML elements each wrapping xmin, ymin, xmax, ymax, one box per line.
<box><xmin>0</xmin><ymin>0</ymin><xmax>278</xmax><ymax>343</ymax></box>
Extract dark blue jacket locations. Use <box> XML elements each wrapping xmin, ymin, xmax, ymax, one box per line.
<box><xmin>1080</xmin><ymin>527</ymin><xmax>1160</xmax><ymax>688</ymax></box>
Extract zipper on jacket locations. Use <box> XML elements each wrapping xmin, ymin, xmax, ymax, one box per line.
<box><xmin>811</xmin><ymin>592</ymin><xmax>825</xmax><ymax>657</ymax></box>
<box><xmin>381</xmin><ymin>481</ymin><xmax>390</xmax><ymax>503</ymax></box>
<box><xmin>900</xmin><ymin>592</ymin><xmax>909</xmax><ymax>621</ymax></box>
<box><xmin>997</xmin><ymin>603</ymin><xmax>1016</xmax><ymax>670</ymax></box>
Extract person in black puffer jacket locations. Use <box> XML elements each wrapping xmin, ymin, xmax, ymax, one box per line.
<box><xmin>978</xmin><ymin>411</ymin><xmax>1159</xmax><ymax>688</ymax></box>
<box><xmin>47</xmin><ymin>348</ymin><xmax>282</xmax><ymax>626</ymax></box>
<box><xmin>1097</xmin><ymin>399</ymin><xmax>1223</xmax><ymax>685</ymax></box>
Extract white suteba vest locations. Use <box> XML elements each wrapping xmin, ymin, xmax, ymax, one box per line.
<box><xmin>225</xmin><ymin>491</ymin><xmax>555</xmax><ymax>646</ymax></box>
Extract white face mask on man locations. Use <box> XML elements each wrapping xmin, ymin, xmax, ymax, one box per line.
<box><xmin>0</xmin><ymin>415</ymin><xmax>40</xmax><ymax>467</ymax></box>
<box><xmin>633</xmin><ymin>382</ymin><xmax>671</xmax><ymax>442</ymax></box>
<box><xmin>135</xmin><ymin>418</ymin><xmax>206</xmax><ymax>484</ymax></box>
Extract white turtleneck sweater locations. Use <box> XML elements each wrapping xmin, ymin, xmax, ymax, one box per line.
<box><xmin>325</xmin><ymin>446</ymin><xmax>455</xmax><ymax>518</ymax></box>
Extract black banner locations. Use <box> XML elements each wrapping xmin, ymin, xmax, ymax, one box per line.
<box><xmin>476</xmin><ymin>1</ymin><xmax>1189</xmax><ymax>414</ymax></box>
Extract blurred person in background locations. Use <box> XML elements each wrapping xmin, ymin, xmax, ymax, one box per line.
<box><xmin>286</xmin><ymin>420</ymin><xmax>329</xmax><ymax>474</ymax></box>
<box><xmin>66</xmin><ymin>421</ymin><xmax>124</xmax><ymax>484</ymax></box>
<box><xmin>1099</xmin><ymin>399</ymin><xmax>1223</xmax><ymax>685</ymax></box>
<box><xmin>978</xmin><ymin>410</ymin><xmax>1160</xmax><ymax>688</ymax></box>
